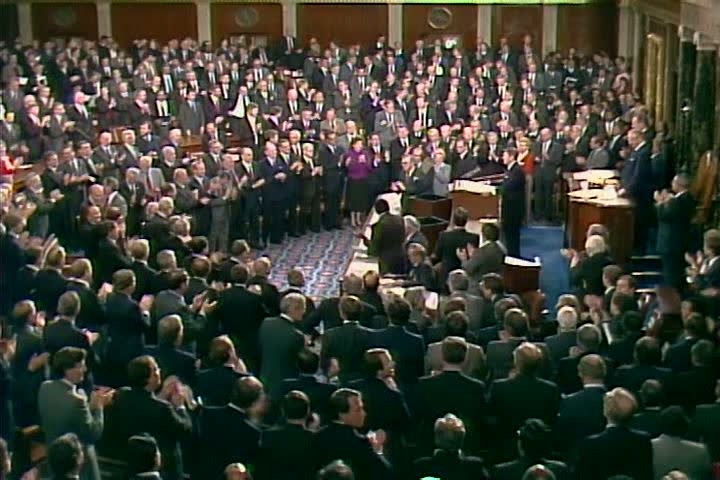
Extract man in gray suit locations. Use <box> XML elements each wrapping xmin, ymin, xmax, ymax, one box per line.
<box><xmin>258</xmin><ymin>293</ymin><xmax>306</xmax><ymax>392</ymax></box>
<box><xmin>652</xmin><ymin>406</ymin><xmax>712</xmax><ymax>480</ymax></box>
<box><xmin>38</xmin><ymin>347</ymin><xmax>110</xmax><ymax>480</ymax></box>
<box><xmin>374</xmin><ymin>99</ymin><xmax>406</xmax><ymax>149</ymax></box>
<box><xmin>458</xmin><ymin>223</ymin><xmax>506</xmax><ymax>286</ymax></box>
<box><xmin>178</xmin><ymin>90</ymin><xmax>206</xmax><ymax>136</ymax></box>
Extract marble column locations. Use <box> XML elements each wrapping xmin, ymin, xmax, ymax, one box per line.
<box><xmin>542</xmin><ymin>5</ymin><xmax>558</xmax><ymax>55</ymax></box>
<box><xmin>617</xmin><ymin>0</ymin><xmax>634</xmax><ymax>58</ymax></box>
<box><xmin>691</xmin><ymin>33</ymin><xmax>717</xmax><ymax>169</ymax></box>
<box><xmin>388</xmin><ymin>2</ymin><xmax>402</xmax><ymax>49</ymax></box>
<box><xmin>715</xmin><ymin>48</ymin><xmax>720</xmax><ymax>155</ymax></box>
<box><xmin>18</xmin><ymin>2</ymin><xmax>32</xmax><ymax>45</ymax></box>
<box><xmin>282</xmin><ymin>0</ymin><xmax>297</xmax><ymax>37</ymax></box>
<box><xmin>477</xmin><ymin>5</ymin><xmax>493</xmax><ymax>44</ymax></box>
<box><xmin>676</xmin><ymin>26</ymin><xmax>696</xmax><ymax>132</ymax></box>
<box><xmin>632</xmin><ymin>9</ymin><xmax>643</xmax><ymax>92</ymax></box>
<box><xmin>97</xmin><ymin>0</ymin><xmax>112</xmax><ymax>38</ymax></box>
<box><xmin>196</xmin><ymin>0</ymin><xmax>212</xmax><ymax>44</ymax></box>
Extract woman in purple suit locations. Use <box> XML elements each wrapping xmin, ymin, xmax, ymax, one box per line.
<box><xmin>344</xmin><ymin>138</ymin><xmax>375</xmax><ymax>228</ymax></box>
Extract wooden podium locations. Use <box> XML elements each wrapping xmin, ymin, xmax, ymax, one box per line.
<box><xmin>566</xmin><ymin>190</ymin><xmax>634</xmax><ymax>266</ymax></box>
<box><xmin>449</xmin><ymin>180</ymin><xmax>500</xmax><ymax>220</ymax></box>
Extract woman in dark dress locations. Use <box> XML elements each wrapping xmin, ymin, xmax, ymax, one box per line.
<box><xmin>344</xmin><ymin>138</ymin><xmax>375</xmax><ymax>228</ymax></box>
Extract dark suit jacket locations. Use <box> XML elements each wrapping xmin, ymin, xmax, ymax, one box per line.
<box><xmin>576</xmin><ymin>425</ymin><xmax>652</xmax><ymax>480</ymax></box>
<box><xmin>94</xmin><ymin>238</ymin><xmax>132</xmax><ymax>287</ymax></box>
<box><xmin>130</xmin><ymin>261</ymin><xmax>158</xmax><ymax>300</ymax></box>
<box><xmin>32</xmin><ymin>268</ymin><xmax>67</xmax><ymax>317</ymax></box>
<box><xmin>315</xmin><ymin>422</ymin><xmax>392</xmax><ymax>480</ymax></box>
<box><xmin>691</xmin><ymin>403</ymin><xmax>720</xmax><ymax>461</ymax></box>
<box><xmin>664</xmin><ymin>336</ymin><xmax>699</xmax><ymax>374</ymax></box>
<box><xmin>570</xmin><ymin>252</ymin><xmax>612</xmax><ymax>296</ymax></box>
<box><xmin>258</xmin><ymin>315</ymin><xmax>305</xmax><ymax>391</ymax></box>
<box><xmin>304</xmin><ymin>297</ymin><xmax>377</xmax><ymax>334</ymax></box>
<box><xmin>348</xmin><ymin>376</ymin><xmax>411</xmax><ymax>436</ymax></box>
<box><xmin>545</xmin><ymin>331</ymin><xmax>577</xmax><ymax>364</ymax></box>
<box><xmin>195</xmin><ymin>365</ymin><xmax>246</xmax><ymax>407</ymax></box>
<box><xmin>413</xmin><ymin>370</ymin><xmax>488</xmax><ymax>454</ymax></box>
<box><xmin>434</xmin><ymin>228</ymin><xmax>480</xmax><ymax>281</ymax></box>
<box><xmin>197</xmin><ymin>404</ymin><xmax>261</xmax><ymax>479</ymax></box>
<box><xmin>273</xmin><ymin>374</ymin><xmax>337</xmax><ymax>423</ymax></box>
<box><xmin>611</xmin><ymin>363</ymin><xmax>672</xmax><ymax>395</ymax></box>
<box><xmin>368</xmin><ymin>213</ymin><xmax>406</xmax><ymax>275</ymax></box>
<box><xmin>215</xmin><ymin>284</ymin><xmax>268</xmax><ymax>368</ymax></box>
<box><xmin>321</xmin><ymin>322</ymin><xmax>374</xmax><ymax>383</ymax></box>
<box><xmin>257</xmin><ymin>423</ymin><xmax>317</xmax><ymax>480</ymax></box>
<box><xmin>630</xmin><ymin>407</ymin><xmax>663</xmax><ymax>438</ymax></box>
<box><xmin>370</xmin><ymin>325</ymin><xmax>425</xmax><ymax>388</ymax></box>
<box><xmin>145</xmin><ymin>344</ymin><xmax>197</xmax><ymax>387</ymax></box>
<box><xmin>65</xmin><ymin>279</ymin><xmax>104</xmax><ymax>330</ymax></box>
<box><xmin>489</xmin><ymin>374</ymin><xmax>560</xmax><ymax>457</ymax></box>
<box><xmin>501</xmin><ymin>162</ymin><xmax>525</xmax><ymax>228</ymax></box>
<box><xmin>656</xmin><ymin>191</ymin><xmax>696</xmax><ymax>254</ymax></box>
<box><xmin>555</xmin><ymin>385</ymin><xmax>607</xmax><ymax>452</ymax></box>
<box><xmin>103</xmin><ymin>387</ymin><xmax>192</xmax><ymax>477</ymax></box>
<box><xmin>413</xmin><ymin>450</ymin><xmax>489</xmax><ymax>480</ymax></box>
<box><xmin>104</xmin><ymin>291</ymin><xmax>151</xmax><ymax>367</ymax></box>
<box><xmin>0</xmin><ymin>232</ymin><xmax>27</xmax><ymax>313</ymax></box>
<box><xmin>486</xmin><ymin>338</ymin><xmax>553</xmax><ymax>380</ymax></box>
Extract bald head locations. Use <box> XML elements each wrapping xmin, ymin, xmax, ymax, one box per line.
<box><xmin>578</xmin><ymin>354</ymin><xmax>607</xmax><ymax>384</ymax></box>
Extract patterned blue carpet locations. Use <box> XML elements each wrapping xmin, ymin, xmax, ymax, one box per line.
<box><xmin>260</xmin><ymin>224</ymin><xmax>570</xmax><ymax>304</ymax></box>
<box><xmin>261</xmin><ymin>228</ymin><xmax>356</xmax><ymax>297</ymax></box>
<box><xmin>521</xmin><ymin>225</ymin><xmax>569</xmax><ymax>309</ymax></box>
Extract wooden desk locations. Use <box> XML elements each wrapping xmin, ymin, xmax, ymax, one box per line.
<box><xmin>566</xmin><ymin>190</ymin><xmax>634</xmax><ymax>266</ymax></box>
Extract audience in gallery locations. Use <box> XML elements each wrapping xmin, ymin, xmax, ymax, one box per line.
<box><xmin>0</xmin><ymin>29</ymin><xmax>718</xmax><ymax>480</ymax></box>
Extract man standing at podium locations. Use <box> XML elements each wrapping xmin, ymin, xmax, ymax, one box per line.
<box><xmin>501</xmin><ymin>148</ymin><xmax>525</xmax><ymax>257</ymax></box>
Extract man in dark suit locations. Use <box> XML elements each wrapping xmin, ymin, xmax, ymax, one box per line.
<box><xmin>319</xmin><ymin>133</ymin><xmax>344</xmax><ymax>230</ymax></box>
<box><xmin>213</xmin><ymin>264</ymin><xmax>267</xmax><ymax>371</ymax></box>
<box><xmin>489</xmin><ymin>342</ymin><xmax>561</xmax><ymax>461</ymax></box>
<box><xmin>195</xmin><ymin>336</ymin><xmax>248</xmax><ymax>407</ymax></box>
<box><xmin>621</xmin><ymin>129</ymin><xmax>654</xmax><ymax>254</ymax></box>
<box><xmin>128</xmin><ymin>239</ymin><xmax>158</xmax><ymax>300</ymax></box>
<box><xmin>145</xmin><ymin>314</ymin><xmax>198</xmax><ymax>387</ymax></box>
<box><xmin>348</xmin><ymin>349</ymin><xmax>411</xmax><ymax>469</ymax></box>
<box><xmin>655</xmin><ymin>173</ymin><xmax>696</xmax><ymax>289</ymax></box>
<box><xmin>198</xmin><ymin>376</ymin><xmax>264</xmax><ymax>480</ymax></box>
<box><xmin>544</xmin><ymin>306</ymin><xmax>578</xmax><ymax>364</ymax></box>
<box><xmin>315</xmin><ymin>389</ymin><xmax>392</xmax><ymax>479</ymax></box>
<box><xmin>93</xmin><ymin>221</ymin><xmax>133</xmax><ymax>288</ymax></box>
<box><xmin>414</xmin><ymin>336</ymin><xmax>488</xmax><ymax>455</ymax></box>
<box><xmin>365</xmin><ymin>199</ymin><xmax>406</xmax><ymax>275</ymax></box>
<box><xmin>0</xmin><ymin>214</ymin><xmax>29</xmax><ymax>315</ymax></box>
<box><xmin>556</xmin><ymin>324</ymin><xmax>608</xmax><ymax>394</ymax></box>
<box><xmin>299</xmin><ymin>142</ymin><xmax>322</xmax><ymax>233</ymax></box>
<box><xmin>257</xmin><ymin>391</ymin><xmax>317</xmax><ymax>480</ymax></box>
<box><xmin>65</xmin><ymin>259</ymin><xmax>104</xmax><ymax>331</ymax></box>
<box><xmin>432</xmin><ymin>207</ymin><xmax>480</xmax><ymax>285</ymax></box>
<box><xmin>259</xmin><ymin>142</ymin><xmax>290</xmax><ymax>244</ymax></box>
<box><xmin>554</xmin><ymin>355</ymin><xmax>608</xmax><ymax>454</ymax></box>
<box><xmin>321</xmin><ymin>296</ymin><xmax>375</xmax><ymax>384</ymax></box>
<box><xmin>273</xmin><ymin>349</ymin><xmax>338</xmax><ymax>424</ymax></box>
<box><xmin>258</xmin><ymin>293</ymin><xmax>306</xmax><ymax>393</ymax></box>
<box><xmin>501</xmin><ymin>147</ymin><xmax>525</xmax><ymax>257</ymax></box>
<box><xmin>369</xmin><ymin>296</ymin><xmax>425</xmax><ymax>389</ymax></box>
<box><xmin>533</xmin><ymin>129</ymin><xmax>563</xmax><ymax>223</ymax></box>
<box><xmin>611</xmin><ymin>336</ymin><xmax>672</xmax><ymax>395</ymax></box>
<box><xmin>32</xmin><ymin>247</ymin><xmax>68</xmax><ymax>318</ymax></box>
<box><xmin>690</xmin><ymin>380</ymin><xmax>720</xmax><ymax>461</ymax></box>
<box><xmin>413</xmin><ymin>413</ymin><xmax>489</xmax><ymax>480</ymax></box>
<box><xmin>576</xmin><ymin>387</ymin><xmax>652</xmax><ymax>480</ymax></box>
<box><xmin>103</xmin><ymin>356</ymin><xmax>192</xmax><ymax>479</ymax></box>
<box><xmin>304</xmin><ymin>275</ymin><xmax>378</xmax><ymax>334</ymax></box>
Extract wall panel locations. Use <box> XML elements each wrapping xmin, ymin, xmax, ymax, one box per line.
<box><xmin>403</xmin><ymin>4</ymin><xmax>478</xmax><ymax>51</ymax></box>
<box><xmin>494</xmin><ymin>6</ymin><xmax>543</xmax><ymax>51</ymax></box>
<box><xmin>211</xmin><ymin>2</ymin><xmax>283</xmax><ymax>46</ymax></box>
<box><xmin>297</xmin><ymin>3</ymin><xmax>388</xmax><ymax>48</ymax></box>
<box><xmin>0</xmin><ymin>3</ymin><xmax>19</xmax><ymax>44</ymax></box>
<box><xmin>558</xmin><ymin>4</ymin><xmax>618</xmax><ymax>56</ymax></box>
<box><xmin>32</xmin><ymin>2</ymin><xmax>98</xmax><ymax>41</ymax></box>
<box><xmin>111</xmin><ymin>2</ymin><xmax>197</xmax><ymax>47</ymax></box>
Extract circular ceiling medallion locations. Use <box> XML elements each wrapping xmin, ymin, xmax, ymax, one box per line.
<box><xmin>53</xmin><ymin>6</ymin><xmax>78</xmax><ymax>29</ymax></box>
<box><xmin>427</xmin><ymin>7</ymin><xmax>452</xmax><ymax>30</ymax></box>
<box><xmin>235</xmin><ymin>6</ymin><xmax>260</xmax><ymax>28</ymax></box>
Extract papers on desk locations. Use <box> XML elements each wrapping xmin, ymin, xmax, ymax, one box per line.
<box><xmin>504</xmin><ymin>256</ymin><xmax>541</xmax><ymax>267</ymax></box>
<box><xmin>572</xmin><ymin>169</ymin><xmax>618</xmax><ymax>181</ymax></box>
<box><xmin>568</xmin><ymin>188</ymin><xmax>633</xmax><ymax>207</ymax></box>
<box><xmin>449</xmin><ymin>180</ymin><xmax>497</xmax><ymax>195</ymax></box>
